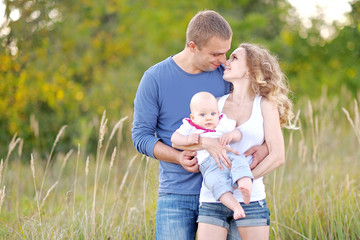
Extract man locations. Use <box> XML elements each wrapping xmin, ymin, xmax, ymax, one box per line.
<box><xmin>132</xmin><ymin>10</ymin><xmax>267</xmax><ymax>240</ymax></box>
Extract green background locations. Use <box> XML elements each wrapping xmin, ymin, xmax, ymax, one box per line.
<box><xmin>1</xmin><ymin>0</ymin><xmax>359</xmax><ymax>156</ymax></box>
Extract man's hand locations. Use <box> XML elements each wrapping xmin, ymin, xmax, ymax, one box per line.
<box><xmin>245</xmin><ymin>142</ymin><xmax>269</xmax><ymax>170</ymax></box>
<box><xmin>201</xmin><ymin>138</ymin><xmax>240</xmax><ymax>170</ymax></box>
<box><xmin>178</xmin><ymin>150</ymin><xmax>199</xmax><ymax>173</ymax></box>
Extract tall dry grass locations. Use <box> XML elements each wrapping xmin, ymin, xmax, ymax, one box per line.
<box><xmin>0</xmin><ymin>112</ymin><xmax>157</xmax><ymax>239</ymax></box>
<box><xmin>268</xmin><ymin>88</ymin><xmax>360</xmax><ymax>239</ymax></box>
<box><xmin>0</xmin><ymin>90</ymin><xmax>359</xmax><ymax>239</ymax></box>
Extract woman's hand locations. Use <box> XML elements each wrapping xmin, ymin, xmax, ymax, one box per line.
<box><xmin>201</xmin><ymin>138</ymin><xmax>240</xmax><ymax>170</ymax></box>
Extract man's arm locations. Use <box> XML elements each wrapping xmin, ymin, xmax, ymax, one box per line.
<box><xmin>132</xmin><ymin>71</ymin><xmax>162</xmax><ymax>158</ymax></box>
<box><xmin>132</xmin><ymin>71</ymin><xmax>199</xmax><ymax>173</ymax></box>
<box><xmin>153</xmin><ymin>141</ymin><xmax>199</xmax><ymax>172</ymax></box>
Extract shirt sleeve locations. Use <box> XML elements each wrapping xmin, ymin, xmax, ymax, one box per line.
<box><xmin>131</xmin><ymin>70</ymin><xmax>160</xmax><ymax>158</ymax></box>
<box><xmin>176</xmin><ymin>118</ymin><xmax>192</xmax><ymax>136</ymax></box>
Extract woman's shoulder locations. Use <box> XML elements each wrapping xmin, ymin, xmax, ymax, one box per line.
<box><xmin>260</xmin><ymin>96</ymin><xmax>276</xmax><ymax>108</ymax></box>
<box><xmin>260</xmin><ymin>97</ymin><xmax>280</xmax><ymax>119</ymax></box>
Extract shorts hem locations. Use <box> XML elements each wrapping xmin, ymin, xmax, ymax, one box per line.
<box><xmin>197</xmin><ymin>216</ymin><xmax>230</xmax><ymax>230</ymax></box>
<box><xmin>235</xmin><ymin>219</ymin><xmax>270</xmax><ymax>227</ymax></box>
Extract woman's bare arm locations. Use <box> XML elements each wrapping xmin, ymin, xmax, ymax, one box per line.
<box><xmin>251</xmin><ymin>99</ymin><xmax>285</xmax><ymax>179</ymax></box>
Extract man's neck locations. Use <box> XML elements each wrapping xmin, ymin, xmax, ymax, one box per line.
<box><xmin>172</xmin><ymin>49</ymin><xmax>202</xmax><ymax>74</ymax></box>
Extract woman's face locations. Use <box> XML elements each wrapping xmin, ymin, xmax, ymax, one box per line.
<box><xmin>223</xmin><ymin>47</ymin><xmax>249</xmax><ymax>82</ymax></box>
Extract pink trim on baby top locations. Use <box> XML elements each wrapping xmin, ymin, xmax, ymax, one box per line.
<box><xmin>186</xmin><ymin>114</ymin><xmax>223</xmax><ymax>133</ymax></box>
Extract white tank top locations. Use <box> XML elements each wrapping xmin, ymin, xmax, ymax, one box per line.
<box><xmin>199</xmin><ymin>94</ymin><xmax>266</xmax><ymax>203</ymax></box>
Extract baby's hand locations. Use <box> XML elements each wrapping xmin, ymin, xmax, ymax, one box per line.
<box><xmin>188</xmin><ymin>133</ymin><xmax>200</xmax><ymax>145</ymax></box>
<box><xmin>219</xmin><ymin>133</ymin><xmax>233</xmax><ymax>146</ymax></box>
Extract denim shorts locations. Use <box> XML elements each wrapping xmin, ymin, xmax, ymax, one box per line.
<box><xmin>197</xmin><ymin>199</ymin><xmax>270</xmax><ymax>230</ymax></box>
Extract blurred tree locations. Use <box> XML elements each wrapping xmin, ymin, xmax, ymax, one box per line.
<box><xmin>278</xmin><ymin>0</ymin><xmax>360</xmax><ymax>98</ymax></box>
<box><xmin>0</xmin><ymin>0</ymin><xmax>358</xmax><ymax>156</ymax></box>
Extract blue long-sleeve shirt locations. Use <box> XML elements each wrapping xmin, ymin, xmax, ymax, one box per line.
<box><xmin>132</xmin><ymin>56</ymin><xmax>230</xmax><ymax>194</ymax></box>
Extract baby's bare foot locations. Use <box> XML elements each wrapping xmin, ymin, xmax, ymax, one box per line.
<box><xmin>238</xmin><ymin>177</ymin><xmax>252</xmax><ymax>204</ymax></box>
<box><xmin>233</xmin><ymin>206</ymin><xmax>246</xmax><ymax>220</ymax></box>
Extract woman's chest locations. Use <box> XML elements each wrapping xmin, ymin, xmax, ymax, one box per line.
<box><xmin>221</xmin><ymin>102</ymin><xmax>253</xmax><ymax>127</ymax></box>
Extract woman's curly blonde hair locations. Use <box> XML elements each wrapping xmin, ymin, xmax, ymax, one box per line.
<box><xmin>239</xmin><ymin>43</ymin><xmax>295</xmax><ymax>127</ymax></box>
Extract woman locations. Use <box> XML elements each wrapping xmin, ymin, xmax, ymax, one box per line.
<box><xmin>197</xmin><ymin>43</ymin><xmax>295</xmax><ymax>240</ymax></box>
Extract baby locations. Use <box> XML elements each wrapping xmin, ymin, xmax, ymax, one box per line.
<box><xmin>171</xmin><ymin>91</ymin><xmax>253</xmax><ymax>219</ymax></box>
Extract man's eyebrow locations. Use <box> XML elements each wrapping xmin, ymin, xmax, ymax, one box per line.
<box><xmin>211</xmin><ymin>52</ymin><xmax>224</xmax><ymax>55</ymax></box>
<box><xmin>211</xmin><ymin>49</ymin><xmax>229</xmax><ymax>55</ymax></box>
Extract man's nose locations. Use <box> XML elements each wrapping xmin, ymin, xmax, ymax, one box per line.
<box><xmin>219</xmin><ymin>55</ymin><xmax>227</xmax><ymax>64</ymax></box>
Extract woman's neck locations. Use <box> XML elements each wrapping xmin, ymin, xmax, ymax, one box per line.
<box><xmin>229</xmin><ymin>81</ymin><xmax>255</xmax><ymax>104</ymax></box>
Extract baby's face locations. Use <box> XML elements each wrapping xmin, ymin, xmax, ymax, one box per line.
<box><xmin>190</xmin><ymin>102</ymin><xmax>219</xmax><ymax>130</ymax></box>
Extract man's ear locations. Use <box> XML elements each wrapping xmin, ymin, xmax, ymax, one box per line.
<box><xmin>188</xmin><ymin>41</ymin><xmax>197</xmax><ymax>52</ymax></box>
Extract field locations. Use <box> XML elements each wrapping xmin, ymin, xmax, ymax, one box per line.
<box><xmin>0</xmin><ymin>90</ymin><xmax>359</xmax><ymax>239</ymax></box>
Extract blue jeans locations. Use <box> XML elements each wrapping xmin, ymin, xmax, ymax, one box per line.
<box><xmin>156</xmin><ymin>193</ymin><xmax>241</xmax><ymax>240</ymax></box>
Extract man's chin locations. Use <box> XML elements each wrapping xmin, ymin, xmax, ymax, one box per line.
<box><xmin>205</xmin><ymin>66</ymin><xmax>219</xmax><ymax>72</ymax></box>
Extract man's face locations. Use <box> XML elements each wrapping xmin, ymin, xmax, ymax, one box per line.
<box><xmin>193</xmin><ymin>37</ymin><xmax>231</xmax><ymax>72</ymax></box>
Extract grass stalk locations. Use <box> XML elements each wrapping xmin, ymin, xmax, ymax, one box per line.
<box><xmin>119</xmin><ymin>155</ymin><xmax>144</xmax><ymax>236</ymax></box>
<box><xmin>0</xmin><ymin>159</ymin><xmax>3</xmax><ymax>189</ymax></box>
<box><xmin>100</xmin><ymin>147</ymin><xmax>117</xmax><ymax>234</ymax></box>
<box><xmin>73</xmin><ymin>144</ymin><xmax>80</xmax><ymax>223</ymax></box>
<box><xmin>91</xmin><ymin>111</ymin><xmax>107</xmax><ymax>237</ymax></box>
<box><xmin>143</xmin><ymin>157</ymin><xmax>150</xmax><ymax>239</ymax></box>
<box><xmin>39</xmin><ymin>125</ymin><xmax>67</xmax><ymax>200</ymax></box>
<box><xmin>84</xmin><ymin>156</ymin><xmax>90</xmax><ymax>240</ymax></box>
<box><xmin>98</xmin><ymin>116</ymin><xmax>128</xmax><ymax>183</ymax></box>
<box><xmin>342</xmin><ymin>99</ymin><xmax>360</xmax><ymax>144</ymax></box>
<box><xmin>30</xmin><ymin>154</ymin><xmax>44</xmax><ymax>240</ymax></box>
<box><xmin>0</xmin><ymin>185</ymin><xmax>5</xmax><ymax>213</ymax></box>
<box><xmin>108</xmin><ymin>154</ymin><xmax>138</xmax><ymax>232</ymax></box>
<box><xmin>2</xmin><ymin>134</ymin><xmax>21</xmax><ymax>185</ymax></box>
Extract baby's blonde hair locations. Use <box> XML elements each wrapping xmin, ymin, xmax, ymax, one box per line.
<box><xmin>190</xmin><ymin>91</ymin><xmax>217</xmax><ymax>113</ymax></box>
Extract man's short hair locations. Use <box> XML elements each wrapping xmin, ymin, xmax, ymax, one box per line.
<box><xmin>186</xmin><ymin>10</ymin><xmax>232</xmax><ymax>49</ymax></box>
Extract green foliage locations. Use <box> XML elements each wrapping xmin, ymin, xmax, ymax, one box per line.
<box><xmin>0</xmin><ymin>0</ymin><xmax>359</xmax><ymax>155</ymax></box>
<box><xmin>277</xmin><ymin>0</ymin><xmax>360</xmax><ymax>98</ymax></box>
